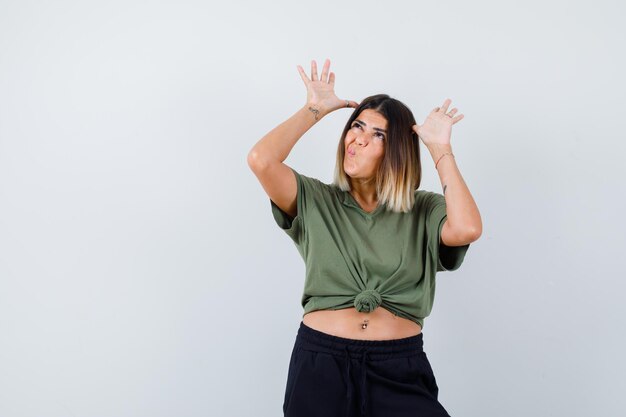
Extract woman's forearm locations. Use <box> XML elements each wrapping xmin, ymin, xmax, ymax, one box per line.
<box><xmin>247</xmin><ymin>104</ymin><xmax>325</xmax><ymax>168</ymax></box>
<box><xmin>428</xmin><ymin>143</ymin><xmax>482</xmax><ymax>240</ymax></box>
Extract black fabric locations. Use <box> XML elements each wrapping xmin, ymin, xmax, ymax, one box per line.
<box><xmin>283</xmin><ymin>321</ymin><xmax>452</xmax><ymax>417</ymax></box>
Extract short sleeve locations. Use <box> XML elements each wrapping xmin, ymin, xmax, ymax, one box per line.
<box><xmin>425</xmin><ymin>192</ymin><xmax>471</xmax><ymax>272</ymax></box>
<box><xmin>269</xmin><ymin>167</ymin><xmax>315</xmax><ymax>245</ymax></box>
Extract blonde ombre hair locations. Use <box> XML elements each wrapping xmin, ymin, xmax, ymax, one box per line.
<box><xmin>332</xmin><ymin>94</ymin><xmax>423</xmax><ymax>213</ymax></box>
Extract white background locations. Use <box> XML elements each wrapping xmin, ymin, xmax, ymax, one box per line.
<box><xmin>1</xmin><ymin>0</ymin><xmax>624</xmax><ymax>416</ymax></box>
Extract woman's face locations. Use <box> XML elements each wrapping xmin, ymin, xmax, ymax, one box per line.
<box><xmin>343</xmin><ymin>109</ymin><xmax>387</xmax><ymax>183</ymax></box>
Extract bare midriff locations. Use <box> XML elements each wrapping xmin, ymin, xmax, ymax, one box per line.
<box><xmin>302</xmin><ymin>306</ymin><xmax>422</xmax><ymax>341</ymax></box>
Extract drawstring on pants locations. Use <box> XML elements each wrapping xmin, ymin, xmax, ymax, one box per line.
<box><xmin>343</xmin><ymin>345</ymin><xmax>371</xmax><ymax>417</ymax></box>
<box><xmin>293</xmin><ymin>322</ymin><xmax>426</xmax><ymax>417</ymax></box>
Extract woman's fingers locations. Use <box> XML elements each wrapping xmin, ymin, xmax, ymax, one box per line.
<box><xmin>320</xmin><ymin>59</ymin><xmax>330</xmax><ymax>83</ymax></box>
<box><xmin>431</xmin><ymin>101</ymin><xmax>463</xmax><ymax>122</ymax></box>
<box><xmin>440</xmin><ymin>98</ymin><xmax>451</xmax><ymax>113</ymax></box>
<box><xmin>311</xmin><ymin>60</ymin><xmax>319</xmax><ymax>81</ymax></box>
<box><xmin>301</xmin><ymin>58</ymin><xmax>334</xmax><ymax>83</ymax></box>
<box><xmin>296</xmin><ymin>65</ymin><xmax>310</xmax><ymax>86</ymax></box>
<box><xmin>337</xmin><ymin>99</ymin><xmax>360</xmax><ymax>109</ymax></box>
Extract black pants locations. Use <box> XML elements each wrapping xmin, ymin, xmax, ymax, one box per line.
<box><xmin>282</xmin><ymin>321</ymin><xmax>451</xmax><ymax>417</ymax></box>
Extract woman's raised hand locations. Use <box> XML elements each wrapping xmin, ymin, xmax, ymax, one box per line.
<box><xmin>297</xmin><ymin>59</ymin><xmax>359</xmax><ymax>119</ymax></box>
<box><xmin>412</xmin><ymin>98</ymin><xmax>464</xmax><ymax>146</ymax></box>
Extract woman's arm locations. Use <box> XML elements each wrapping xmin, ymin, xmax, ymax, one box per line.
<box><xmin>247</xmin><ymin>58</ymin><xmax>357</xmax><ymax>168</ymax></box>
<box><xmin>428</xmin><ymin>142</ymin><xmax>482</xmax><ymax>246</ymax></box>
<box><xmin>247</xmin><ymin>104</ymin><xmax>326</xmax><ymax>220</ymax></box>
<box><xmin>247</xmin><ymin>59</ymin><xmax>358</xmax><ymax>218</ymax></box>
<box><xmin>247</xmin><ymin>104</ymin><xmax>324</xmax><ymax>168</ymax></box>
<box><xmin>412</xmin><ymin>98</ymin><xmax>482</xmax><ymax>246</ymax></box>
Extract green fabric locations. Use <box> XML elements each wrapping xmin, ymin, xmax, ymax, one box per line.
<box><xmin>270</xmin><ymin>167</ymin><xmax>470</xmax><ymax>329</ymax></box>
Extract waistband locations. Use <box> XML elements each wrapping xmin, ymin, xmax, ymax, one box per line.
<box><xmin>296</xmin><ymin>321</ymin><xmax>424</xmax><ymax>417</ymax></box>
<box><xmin>296</xmin><ymin>321</ymin><xmax>424</xmax><ymax>360</ymax></box>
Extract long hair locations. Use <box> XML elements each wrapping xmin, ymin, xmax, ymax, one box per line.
<box><xmin>332</xmin><ymin>94</ymin><xmax>422</xmax><ymax>213</ymax></box>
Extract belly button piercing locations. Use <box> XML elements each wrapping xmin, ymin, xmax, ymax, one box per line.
<box><xmin>361</xmin><ymin>319</ymin><xmax>369</xmax><ymax>330</ymax></box>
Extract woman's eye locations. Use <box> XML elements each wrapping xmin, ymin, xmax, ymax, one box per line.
<box><xmin>351</xmin><ymin>123</ymin><xmax>384</xmax><ymax>140</ymax></box>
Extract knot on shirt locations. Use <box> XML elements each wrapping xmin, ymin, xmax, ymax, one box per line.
<box><xmin>354</xmin><ymin>289</ymin><xmax>382</xmax><ymax>313</ymax></box>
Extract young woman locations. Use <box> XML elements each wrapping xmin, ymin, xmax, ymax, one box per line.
<box><xmin>247</xmin><ymin>58</ymin><xmax>482</xmax><ymax>417</ymax></box>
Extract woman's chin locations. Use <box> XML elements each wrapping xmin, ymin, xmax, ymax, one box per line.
<box><xmin>343</xmin><ymin>163</ymin><xmax>357</xmax><ymax>177</ymax></box>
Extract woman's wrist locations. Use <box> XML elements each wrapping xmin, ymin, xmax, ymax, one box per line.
<box><xmin>427</xmin><ymin>143</ymin><xmax>453</xmax><ymax>165</ymax></box>
<box><xmin>304</xmin><ymin>102</ymin><xmax>330</xmax><ymax>121</ymax></box>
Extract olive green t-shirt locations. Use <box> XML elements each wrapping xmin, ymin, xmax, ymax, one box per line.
<box><xmin>270</xmin><ymin>167</ymin><xmax>470</xmax><ymax>329</ymax></box>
